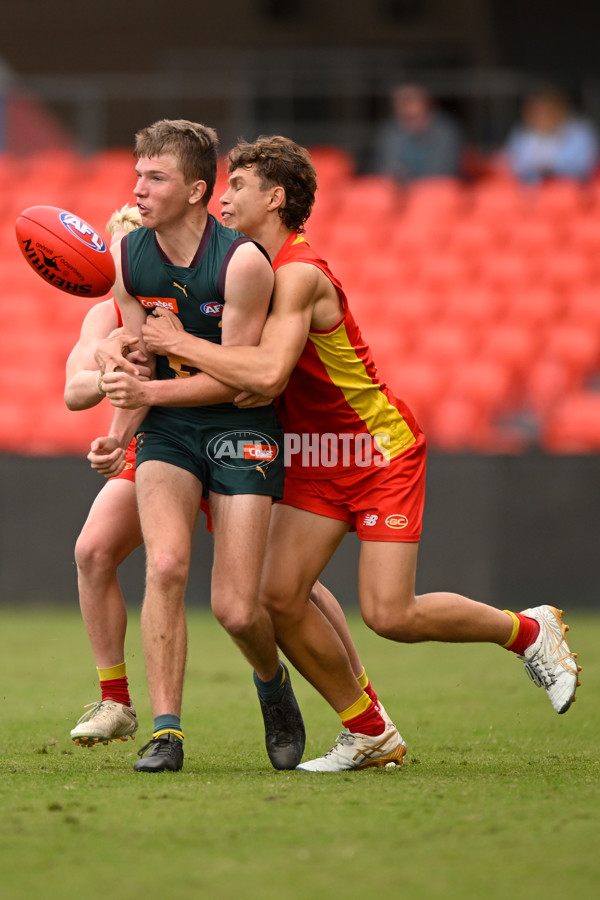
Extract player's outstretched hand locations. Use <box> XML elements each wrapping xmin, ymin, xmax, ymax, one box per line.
<box><xmin>95</xmin><ymin>327</ymin><xmax>141</xmax><ymax>376</ymax></box>
<box><xmin>88</xmin><ymin>436</ymin><xmax>126</xmax><ymax>478</ymax></box>
<box><xmin>142</xmin><ymin>307</ymin><xmax>184</xmax><ymax>355</ymax></box>
<box><xmin>102</xmin><ymin>371</ymin><xmax>150</xmax><ymax>409</ymax></box>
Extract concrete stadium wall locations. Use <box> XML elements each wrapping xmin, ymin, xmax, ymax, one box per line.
<box><xmin>1</xmin><ymin>453</ymin><xmax>598</xmax><ymax>612</ymax></box>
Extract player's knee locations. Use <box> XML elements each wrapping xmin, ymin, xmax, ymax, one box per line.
<box><xmin>75</xmin><ymin>532</ymin><xmax>116</xmax><ymax>575</ymax></box>
<box><xmin>362</xmin><ymin>603</ymin><xmax>417</xmax><ymax>641</ymax></box>
<box><xmin>212</xmin><ymin>598</ymin><xmax>256</xmax><ymax>639</ymax></box>
<box><xmin>261</xmin><ymin>586</ymin><xmax>303</xmax><ymax>628</ymax></box>
<box><xmin>146</xmin><ymin>549</ymin><xmax>189</xmax><ymax>592</ymax></box>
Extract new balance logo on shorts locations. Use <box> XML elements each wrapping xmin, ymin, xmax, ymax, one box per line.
<box><xmin>362</xmin><ymin>513</ymin><xmax>379</xmax><ymax>527</ymax></box>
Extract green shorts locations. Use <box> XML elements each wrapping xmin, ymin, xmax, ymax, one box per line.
<box><xmin>135</xmin><ymin>406</ymin><xmax>285</xmax><ymax>500</ymax></box>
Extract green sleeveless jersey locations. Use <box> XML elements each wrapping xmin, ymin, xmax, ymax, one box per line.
<box><xmin>121</xmin><ymin>214</ymin><xmax>275</xmax><ymax>425</ymax></box>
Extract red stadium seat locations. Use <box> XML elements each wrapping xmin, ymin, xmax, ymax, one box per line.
<box><xmin>388</xmin><ymin>357</ymin><xmax>445</xmax><ymax>425</ymax></box>
<box><xmin>416</xmin><ymin>322</ymin><xmax>476</xmax><ymax>367</ymax></box>
<box><xmin>469</xmin><ymin>177</ymin><xmax>530</xmax><ymax>230</ymax></box>
<box><xmin>531</xmin><ymin>179</ymin><xmax>590</xmax><ymax>223</ymax></box>
<box><xmin>439</xmin><ymin>285</ymin><xmax>503</xmax><ymax>328</ymax></box>
<box><xmin>426</xmin><ymin>395</ymin><xmax>496</xmax><ymax>452</ymax></box>
<box><xmin>449</xmin><ymin>357</ymin><xmax>516</xmax><ymax>416</ymax></box>
<box><xmin>524</xmin><ymin>358</ymin><xmax>581</xmax><ymax>415</ymax></box>
<box><xmin>480</xmin><ymin>322</ymin><xmax>540</xmax><ymax>376</ymax></box>
<box><xmin>565</xmin><ymin>286</ymin><xmax>600</xmax><ymax>330</ymax></box>
<box><xmin>538</xmin><ymin>250</ymin><xmax>593</xmax><ymax>293</ymax></box>
<box><xmin>415</xmin><ymin>252</ymin><xmax>473</xmax><ymax>292</ymax></box>
<box><xmin>541</xmin><ymin>391</ymin><xmax>600</xmax><ymax>452</ymax></box>
<box><xmin>501</xmin><ymin>285</ymin><xmax>566</xmax><ymax>328</ymax></box>
<box><xmin>403</xmin><ymin>177</ymin><xmax>467</xmax><ymax>222</ymax></box>
<box><xmin>504</xmin><ymin>216</ymin><xmax>558</xmax><ymax>255</ymax></box>
<box><xmin>445</xmin><ymin>217</ymin><xmax>499</xmax><ymax>260</ymax></box>
<box><xmin>477</xmin><ymin>250</ymin><xmax>537</xmax><ymax>292</ymax></box>
<box><xmin>543</xmin><ymin>324</ymin><xmax>600</xmax><ymax>376</ymax></box>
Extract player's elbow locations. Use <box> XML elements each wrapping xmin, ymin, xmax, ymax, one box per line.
<box><xmin>64</xmin><ymin>388</ymin><xmax>100</xmax><ymax>412</ymax></box>
<box><xmin>252</xmin><ymin>364</ymin><xmax>290</xmax><ymax>398</ymax></box>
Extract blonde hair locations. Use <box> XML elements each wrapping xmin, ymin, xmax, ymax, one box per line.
<box><xmin>106</xmin><ymin>203</ymin><xmax>142</xmax><ymax>237</ymax></box>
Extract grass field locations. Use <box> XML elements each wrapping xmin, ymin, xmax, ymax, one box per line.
<box><xmin>0</xmin><ymin>606</ymin><xmax>598</xmax><ymax>900</ymax></box>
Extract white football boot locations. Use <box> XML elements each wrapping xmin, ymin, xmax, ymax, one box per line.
<box><xmin>297</xmin><ymin>723</ymin><xmax>406</xmax><ymax>772</ymax></box>
<box><xmin>70</xmin><ymin>699</ymin><xmax>138</xmax><ymax>746</ymax></box>
<box><xmin>519</xmin><ymin>605</ymin><xmax>581</xmax><ymax>714</ymax></box>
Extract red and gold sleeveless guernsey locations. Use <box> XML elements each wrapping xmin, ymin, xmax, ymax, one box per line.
<box><xmin>273</xmin><ymin>233</ymin><xmax>422</xmax><ymax>480</ymax></box>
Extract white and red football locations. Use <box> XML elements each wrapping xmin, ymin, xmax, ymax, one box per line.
<box><xmin>15</xmin><ymin>205</ymin><xmax>116</xmax><ymax>298</ymax></box>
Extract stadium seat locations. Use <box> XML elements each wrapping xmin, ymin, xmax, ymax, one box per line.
<box><xmin>445</xmin><ymin>217</ymin><xmax>499</xmax><ymax>260</ymax></box>
<box><xmin>476</xmin><ymin>250</ymin><xmax>536</xmax><ymax>292</ymax></box>
<box><xmin>480</xmin><ymin>322</ymin><xmax>540</xmax><ymax>376</ymax></box>
<box><xmin>565</xmin><ymin>286</ymin><xmax>600</xmax><ymax>330</ymax></box>
<box><xmin>469</xmin><ymin>176</ymin><xmax>530</xmax><ymax>229</ymax></box>
<box><xmin>539</xmin><ymin>249</ymin><xmax>593</xmax><ymax>293</ymax></box>
<box><xmin>308</xmin><ymin>146</ymin><xmax>355</xmax><ymax>191</ymax></box>
<box><xmin>544</xmin><ymin>323</ymin><xmax>600</xmax><ymax>376</ymax></box>
<box><xmin>415</xmin><ymin>252</ymin><xmax>473</xmax><ymax>292</ymax></box>
<box><xmin>524</xmin><ymin>358</ymin><xmax>581</xmax><ymax>416</ymax></box>
<box><xmin>531</xmin><ymin>179</ymin><xmax>591</xmax><ymax>223</ymax></box>
<box><xmin>426</xmin><ymin>394</ymin><xmax>495</xmax><ymax>452</ymax></box>
<box><xmin>387</xmin><ymin>357</ymin><xmax>445</xmax><ymax>425</ymax></box>
<box><xmin>336</xmin><ymin>175</ymin><xmax>402</xmax><ymax>221</ymax></box>
<box><xmin>541</xmin><ymin>391</ymin><xmax>600</xmax><ymax>452</ymax></box>
<box><xmin>403</xmin><ymin>177</ymin><xmax>467</xmax><ymax>220</ymax></box>
<box><xmin>438</xmin><ymin>284</ymin><xmax>502</xmax><ymax>328</ymax></box>
<box><xmin>448</xmin><ymin>357</ymin><xmax>516</xmax><ymax>416</ymax></box>
<box><xmin>504</xmin><ymin>216</ymin><xmax>558</xmax><ymax>255</ymax></box>
<box><xmin>565</xmin><ymin>213</ymin><xmax>600</xmax><ymax>254</ymax></box>
<box><xmin>416</xmin><ymin>322</ymin><xmax>476</xmax><ymax>367</ymax></box>
<box><xmin>501</xmin><ymin>285</ymin><xmax>565</xmax><ymax>328</ymax></box>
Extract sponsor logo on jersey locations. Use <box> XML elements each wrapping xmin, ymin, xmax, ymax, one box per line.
<box><xmin>59</xmin><ymin>212</ymin><xmax>107</xmax><ymax>252</ymax></box>
<box><xmin>200</xmin><ymin>301</ymin><xmax>223</xmax><ymax>316</ymax></box>
<box><xmin>207</xmin><ymin>430</ymin><xmax>279</xmax><ymax>469</ymax></box>
<box><xmin>385</xmin><ymin>514</ymin><xmax>408</xmax><ymax>529</ymax></box>
<box><xmin>138</xmin><ymin>297</ymin><xmax>180</xmax><ymax>313</ymax></box>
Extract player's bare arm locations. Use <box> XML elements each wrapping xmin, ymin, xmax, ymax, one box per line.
<box><xmin>88</xmin><ymin>243</ymin><xmax>150</xmax><ymax>475</ymax></box>
<box><xmin>143</xmin><ymin>261</ymin><xmax>338</xmax><ymax>398</ymax></box>
<box><xmin>65</xmin><ymin>300</ymin><xmax>152</xmax><ymax>411</ymax></box>
<box><xmin>65</xmin><ymin>300</ymin><xmax>119</xmax><ymax>410</ymax></box>
<box><xmin>106</xmin><ymin>240</ymin><xmax>275</xmax><ymax>410</ymax></box>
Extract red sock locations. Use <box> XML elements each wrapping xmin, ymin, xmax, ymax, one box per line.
<box><xmin>504</xmin><ymin>613</ymin><xmax>540</xmax><ymax>656</ymax></box>
<box><xmin>343</xmin><ymin>700</ymin><xmax>385</xmax><ymax>737</ymax></box>
<box><xmin>100</xmin><ymin>676</ymin><xmax>132</xmax><ymax>706</ymax></box>
<box><xmin>363</xmin><ymin>680</ymin><xmax>379</xmax><ymax>707</ymax></box>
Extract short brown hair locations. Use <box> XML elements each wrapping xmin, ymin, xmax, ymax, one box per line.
<box><xmin>227</xmin><ymin>135</ymin><xmax>316</xmax><ymax>232</ymax></box>
<box><xmin>135</xmin><ymin>119</ymin><xmax>219</xmax><ymax>203</ymax></box>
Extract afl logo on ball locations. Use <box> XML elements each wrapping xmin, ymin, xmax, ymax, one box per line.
<box><xmin>59</xmin><ymin>212</ymin><xmax>106</xmax><ymax>253</ymax></box>
<box><xmin>201</xmin><ymin>302</ymin><xmax>224</xmax><ymax>316</ymax></box>
<box><xmin>385</xmin><ymin>514</ymin><xmax>408</xmax><ymax>529</ymax></box>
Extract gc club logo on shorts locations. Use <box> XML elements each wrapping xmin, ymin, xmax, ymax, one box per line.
<box><xmin>385</xmin><ymin>514</ymin><xmax>409</xmax><ymax>529</ymax></box>
<box><xmin>59</xmin><ymin>212</ymin><xmax>107</xmax><ymax>252</ymax></box>
<box><xmin>207</xmin><ymin>430</ymin><xmax>280</xmax><ymax>469</ymax></box>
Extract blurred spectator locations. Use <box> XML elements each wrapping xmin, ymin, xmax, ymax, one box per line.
<box><xmin>503</xmin><ymin>87</ymin><xmax>599</xmax><ymax>184</ymax></box>
<box><xmin>369</xmin><ymin>83</ymin><xmax>464</xmax><ymax>183</ymax></box>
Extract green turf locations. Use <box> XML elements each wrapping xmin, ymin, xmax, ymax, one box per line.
<box><xmin>0</xmin><ymin>606</ymin><xmax>598</xmax><ymax>900</ymax></box>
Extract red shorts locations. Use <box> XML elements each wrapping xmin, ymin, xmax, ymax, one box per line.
<box><xmin>109</xmin><ymin>440</ymin><xmax>137</xmax><ymax>483</ymax></box>
<box><xmin>280</xmin><ymin>432</ymin><xmax>426</xmax><ymax>541</ymax></box>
